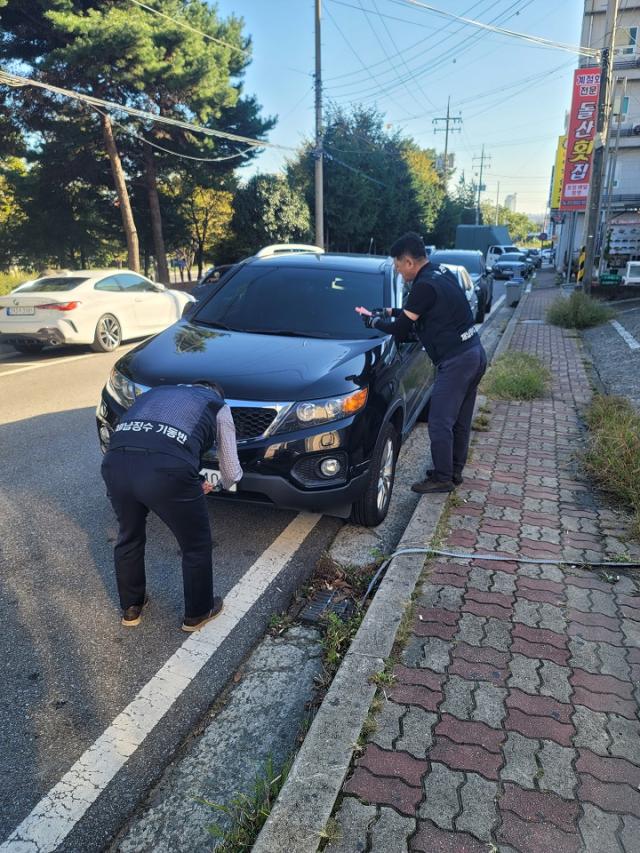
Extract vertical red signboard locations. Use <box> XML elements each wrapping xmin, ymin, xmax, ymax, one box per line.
<box><xmin>560</xmin><ymin>67</ymin><xmax>601</xmax><ymax>211</ymax></box>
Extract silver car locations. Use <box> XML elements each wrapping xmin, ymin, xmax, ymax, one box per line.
<box><xmin>442</xmin><ymin>263</ymin><xmax>479</xmax><ymax>322</ymax></box>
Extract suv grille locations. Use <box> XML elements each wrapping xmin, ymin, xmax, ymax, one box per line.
<box><xmin>231</xmin><ymin>407</ymin><xmax>278</xmax><ymax>440</ymax></box>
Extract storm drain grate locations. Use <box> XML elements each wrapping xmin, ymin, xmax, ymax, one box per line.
<box><xmin>299</xmin><ymin>590</ymin><xmax>355</xmax><ymax>624</ymax></box>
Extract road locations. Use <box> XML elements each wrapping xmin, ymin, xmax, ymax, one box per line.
<box><xmin>0</xmin><ymin>281</ymin><xmax>507</xmax><ymax>852</ymax></box>
<box><xmin>583</xmin><ymin>297</ymin><xmax>640</xmax><ymax>409</ymax></box>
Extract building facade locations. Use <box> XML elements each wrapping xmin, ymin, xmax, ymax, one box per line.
<box><xmin>556</xmin><ymin>0</ymin><xmax>640</xmax><ymax>273</ymax></box>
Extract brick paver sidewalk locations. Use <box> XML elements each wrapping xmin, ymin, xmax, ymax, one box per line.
<box><xmin>327</xmin><ymin>284</ymin><xmax>640</xmax><ymax>852</ymax></box>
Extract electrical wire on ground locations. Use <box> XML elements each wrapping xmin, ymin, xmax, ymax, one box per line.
<box><xmin>360</xmin><ymin>546</ymin><xmax>640</xmax><ymax>605</ymax></box>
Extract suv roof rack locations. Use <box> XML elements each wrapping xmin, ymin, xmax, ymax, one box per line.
<box><xmin>254</xmin><ymin>243</ymin><xmax>324</xmax><ymax>258</ymax></box>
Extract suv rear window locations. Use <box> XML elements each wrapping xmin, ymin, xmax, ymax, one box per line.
<box><xmin>15</xmin><ymin>276</ymin><xmax>89</xmax><ymax>292</ymax></box>
<box><xmin>429</xmin><ymin>252</ymin><xmax>483</xmax><ymax>274</ymax></box>
<box><xmin>194</xmin><ymin>265</ymin><xmax>385</xmax><ymax>339</ymax></box>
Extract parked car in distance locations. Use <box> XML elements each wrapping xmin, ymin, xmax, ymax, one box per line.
<box><xmin>97</xmin><ymin>252</ymin><xmax>437</xmax><ymax>526</ymax></box>
<box><xmin>492</xmin><ymin>253</ymin><xmax>531</xmax><ymax>280</ymax></box>
<box><xmin>428</xmin><ymin>250</ymin><xmax>493</xmax><ymax>324</ymax></box>
<box><xmin>486</xmin><ymin>244</ymin><xmax>521</xmax><ymax>269</ymax></box>
<box><xmin>541</xmin><ymin>248</ymin><xmax>555</xmax><ymax>264</ymax></box>
<box><xmin>0</xmin><ymin>270</ymin><xmax>193</xmax><ymax>354</ymax></box>
<box><xmin>622</xmin><ymin>260</ymin><xmax>640</xmax><ymax>286</ymax></box>
<box><xmin>442</xmin><ymin>264</ymin><xmax>479</xmax><ymax>320</ymax></box>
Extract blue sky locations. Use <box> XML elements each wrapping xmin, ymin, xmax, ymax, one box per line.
<box><xmin>215</xmin><ymin>0</ymin><xmax>586</xmax><ymax>215</ymax></box>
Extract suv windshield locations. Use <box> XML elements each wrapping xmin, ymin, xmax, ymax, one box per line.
<box><xmin>501</xmin><ymin>254</ymin><xmax>525</xmax><ymax>262</ymax></box>
<box><xmin>15</xmin><ymin>276</ymin><xmax>89</xmax><ymax>292</ymax></box>
<box><xmin>193</xmin><ymin>264</ymin><xmax>385</xmax><ymax>339</ymax></box>
<box><xmin>429</xmin><ymin>252</ymin><xmax>483</xmax><ymax>275</ymax></box>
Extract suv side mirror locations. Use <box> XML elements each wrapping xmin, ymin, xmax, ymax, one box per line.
<box><xmin>182</xmin><ymin>300</ymin><xmax>196</xmax><ymax>319</ymax></box>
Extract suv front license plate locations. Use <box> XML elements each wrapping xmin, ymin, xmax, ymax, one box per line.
<box><xmin>200</xmin><ymin>467</ymin><xmax>237</xmax><ymax>492</ymax></box>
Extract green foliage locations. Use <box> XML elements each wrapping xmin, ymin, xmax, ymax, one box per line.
<box><xmin>0</xmin><ymin>0</ymin><xmax>273</xmax><ymax>269</ymax></box>
<box><xmin>546</xmin><ymin>292</ymin><xmax>614</xmax><ymax>329</ymax></box>
<box><xmin>225</xmin><ymin>174</ymin><xmax>311</xmax><ymax>259</ymax></box>
<box><xmin>429</xmin><ymin>175</ymin><xmax>478</xmax><ymax>248</ymax></box>
<box><xmin>481</xmin><ymin>352</ymin><xmax>551</xmax><ymax>400</ymax></box>
<box><xmin>0</xmin><ymin>270</ymin><xmax>31</xmax><ymax>295</ymax></box>
<box><xmin>480</xmin><ymin>201</ymin><xmax>538</xmax><ymax>244</ymax></box>
<box><xmin>321</xmin><ymin>611</ymin><xmax>363</xmax><ymax>674</ymax></box>
<box><xmin>203</xmin><ymin>756</ymin><xmax>291</xmax><ymax>852</ymax></box>
<box><xmin>288</xmin><ymin>105</ymin><xmax>444</xmax><ymax>253</ymax></box>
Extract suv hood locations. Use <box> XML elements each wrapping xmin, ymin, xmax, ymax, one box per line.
<box><xmin>117</xmin><ymin>320</ymin><xmax>387</xmax><ymax>401</ymax></box>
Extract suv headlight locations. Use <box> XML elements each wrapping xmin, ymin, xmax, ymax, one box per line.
<box><xmin>106</xmin><ymin>367</ymin><xmax>148</xmax><ymax>408</ymax></box>
<box><xmin>276</xmin><ymin>388</ymin><xmax>368</xmax><ymax>432</ymax></box>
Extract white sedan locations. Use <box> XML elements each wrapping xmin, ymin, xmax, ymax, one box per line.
<box><xmin>0</xmin><ymin>269</ymin><xmax>194</xmax><ymax>354</ymax></box>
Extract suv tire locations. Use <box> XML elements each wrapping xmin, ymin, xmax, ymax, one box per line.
<box><xmin>351</xmin><ymin>422</ymin><xmax>398</xmax><ymax>527</ymax></box>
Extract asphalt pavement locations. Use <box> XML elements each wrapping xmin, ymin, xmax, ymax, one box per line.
<box><xmin>0</xmin><ymin>346</ymin><xmax>338</xmax><ymax>852</ymax></box>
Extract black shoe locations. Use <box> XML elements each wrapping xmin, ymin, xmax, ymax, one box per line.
<box><xmin>411</xmin><ymin>478</ymin><xmax>455</xmax><ymax>494</ymax></box>
<box><xmin>121</xmin><ymin>596</ymin><xmax>148</xmax><ymax>627</ymax></box>
<box><xmin>181</xmin><ymin>596</ymin><xmax>224</xmax><ymax>633</ymax></box>
<box><xmin>427</xmin><ymin>469</ymin><xmax>463</xmax><ymax>486</ymax></box>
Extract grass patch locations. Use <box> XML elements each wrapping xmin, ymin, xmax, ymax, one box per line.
<box><xmin>546</xmin><ymin>291</ymin><xmax>614</xmax><ymax>329</ymax></box>
<box><xmin>472</xmin><ymin>413</ymin><xmax>491</xmax><ymax>431</ymax></box>
<box><xmin>0</xmin><ymin>271</ymin><xmax>31</xmax><ymax>295</ymax></box>
<box><xmin>480</xmin><ymin>352</ymin><xmax>550</xmax><ymax>401</ymax></box>
<box><xmin>203</xmin><ymin>755</ymin><xmax>291</xmax><ymax>851</ymax></box>
<box><xmin>583</xmin><ymin>395</ymin><xmax>640</xmax><ymax>538</ymax></box>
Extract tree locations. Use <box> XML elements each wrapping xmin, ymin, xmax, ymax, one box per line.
<box><xmin>430</xmin><ymin>176</ymin><xmax>478</xmax><ymax>248</ymax></box>
<box><xmin>0</xmin><ymin>0</ymin><xmax>273</xmax><ymax>275</ymax></box>
<box><xmin>226</xmin><ymin>174</ymin><xmax>311</xmax><ymax>259</ymax></box>
<box><xmin>287</xmin><ymin>105</ymin><xmax>444</xmax><ymax>253</ymax></box>
<box><xmin>480</xmin><ymin>202</ymin><xmax>538</xmax><ymax>244</ymax></box>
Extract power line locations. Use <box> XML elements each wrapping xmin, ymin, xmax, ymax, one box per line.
<box><xmin>326</xmin><ymin>0</ymin><xmax>536</xmax><ymax>104</ymax></box>
<box><xmin>0</xmin><ymin>69</ymin><xmax>292</xmax><ymax>151</ymax></box>
<box><xmin>325</xmin><ymin>0</ymin><xmax>501</xmax><ymax>84</ymax></box>
<box><xmin>91</xmin><ymin>106</ymin><xmax>255</xmax><ymax>162</ymax></box>
<box><xmin>128</xmin><ymin>0</ymin><xmax>247</xmax><ymax>54</ymax></box>
<box><xmin>323</xmin><ymin>148</ymin><xmax>387</xmax><ymax>186</ymax></box>
<box><xmin>390</xmin><ymin>0</ymin><xmax>599</xmax><ymax>57</ymax></box>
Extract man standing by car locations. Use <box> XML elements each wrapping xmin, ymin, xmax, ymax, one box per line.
<box><xmin>356</xmin><ymin>232</ymin><xmax>486</xmax><ymax>494</ymax></box>
<box><xmin>101</xmin><ymin>382</ymin><xmax>242</xmax><ymax>631</ymax></box>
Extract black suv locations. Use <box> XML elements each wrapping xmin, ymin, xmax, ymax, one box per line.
<box><xmin>96</xmin><ymin>252</ymin><xmax>435</xmax><ymax>526</ymax></box>
<box><xmin>428</xmin><ymin>250</ymin><xmax>493</xmax><ymax>323</ymax></box>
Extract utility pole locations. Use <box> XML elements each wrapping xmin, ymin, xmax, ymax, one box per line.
<box><xmin>432</xmin><ymin>96</ymin><xmax>462</xmax><ymax>185</ymax></box>
<box><xmin>599</xmin><ymin>75</ymin><xmax>626</xmax><ymax>278</ymax></box>
<box><xmin>495</xmin><ymin>181</ymin><xmax>500</xmax><ymax>225</ymax></box>
<box><xmin>582</xmin><ymin>0</ymin><xmax>620</xmax><ymax>293</ymax></box>
<box><xmin>473</xmin><ymin>146</ymin><xmax>491</xmax><ymax>225</ymax></box>
<box><xmin>314</xmin><ymin>0</ymin><xmax>324</xmax><ymax>250</ymax></box>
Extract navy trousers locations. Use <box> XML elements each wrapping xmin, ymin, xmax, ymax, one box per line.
<box><xmin>428</xmin><ymin>344</ymin><xmax>487</xmax><ymax>482</ymax></box>
<box><xmin>101</xmin><ymin>449</ymin><xmax>214</xmax><ymax>618</ymax></box>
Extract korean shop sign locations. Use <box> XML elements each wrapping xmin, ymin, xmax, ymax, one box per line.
<box><xmin>560</xmin><ymin>67</ymin><xmax>601</xmax><ymax>212</ymax></box>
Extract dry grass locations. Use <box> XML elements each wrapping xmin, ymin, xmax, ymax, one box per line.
<box><xmin>547</xmin><ymin>291</ymin><xmax>614</xmax><ymax>329</ymax></box>
<box><xmin>583</xmin><ymin>395</ymin><xmax>640</xmax><ymax>538</ymax></box>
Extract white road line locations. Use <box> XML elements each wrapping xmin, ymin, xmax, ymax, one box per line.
<box><xmin>610</xmin><ymin>320</ymin><xmax>640</xmax><ymax>351</ymax></box>
<box><xmin>0</xmin><ymin>512</ymin><xmax>322</xmax><ymax>852</ymax></box>
<box><xmin>490</xmin><ymin>295</ymin><xmax>505</xmax><ymax>314</ymax></box>
<box><xmin>0</xmin><ymin>352</ymin><xmax>96</xmax><ymax>377</ymax></box>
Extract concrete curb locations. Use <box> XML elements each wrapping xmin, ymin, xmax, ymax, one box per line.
<box><xmin>254</xmin><ymin>297</ymin><xmax>526</xmax><ymax>851</ymax></box>
<box><xmin>492</xmin><ymin>285</ymin><xmax>530</xmax><ymax>361</ymax></box>
<box><xmin>253</xmin><ymin>494</ymin><xmax>448</xmax><ymax>853</ymax></box>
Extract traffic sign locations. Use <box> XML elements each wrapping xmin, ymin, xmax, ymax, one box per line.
<box><xmin>538</xmin><ymin>232</ymin><xmax>548</xmax><ymax>241</ymax></box>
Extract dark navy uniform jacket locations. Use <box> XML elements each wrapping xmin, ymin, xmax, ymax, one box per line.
<box><xmin>108</xmin><ymin>385</ymin><xmax>224</xmax><ymax>470</ymax></box>
<box><xmin>375</xmin><ymin>262</ymin><xmax>479</xmax><ymax>365</ymax></box>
